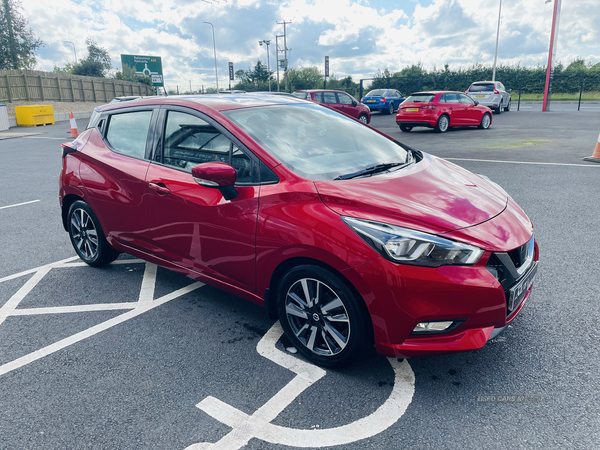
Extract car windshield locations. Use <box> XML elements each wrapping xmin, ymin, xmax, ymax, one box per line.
<box><xmin>366</xmin><ymin>89</ymin><xmax>388</xmax><ymax>97</ymax></box>
<box><xmin>469</xmin><ymin>84</ymin><xmax>495</xmax><ymax>92</ymax></box>
<box><xmin>222</xmin><ymin>104</ymin><xmax>409</xmax><ymax>181</ymax></box>
<box><xmin>404</xmin><ymin>94</ymin><xmax>435</xmax><ymax>103</ymax></box>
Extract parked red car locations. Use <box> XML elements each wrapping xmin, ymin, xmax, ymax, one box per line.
<box><xmin>60</xmin><ymin>94</ymin><xmax>537</xmax><ymax>367</ymax></box>
<box><xmin>292</xmin><ymin>89</ymin><xmax>371</xmax><ymax>124</ymax></box>
<box><xmin>396</xmin><ymin>91</ymin><xmax>493</xmax><ymax>133</ymax></box>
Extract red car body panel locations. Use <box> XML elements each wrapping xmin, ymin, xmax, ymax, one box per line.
<box><xmin>60</xmin><ymin>95</ymin><xmax>537</xmax><ymax>359</ymax></box>
<box><xmin>315</xmin><ymin>156</ymin><xmax>508</xmax><ymax>235</ymax></box>
<box><xmin>396</xmin><ymin>91</ymin><xmax>493</xmax><ymax>129</ymax></box>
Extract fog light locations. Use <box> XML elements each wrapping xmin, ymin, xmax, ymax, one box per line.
<box><xmin>413</xmin><ymin>321</ymin><xmax>454</xmax><ymax>333</ymax></box>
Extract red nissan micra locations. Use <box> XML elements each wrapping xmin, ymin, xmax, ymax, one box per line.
<box><xmin>60</xmin><ymin>94</ymin><xmax>538</xmax><ymax>367</ymax></box>
<box><xmin>396</xmin><ymin>91</ymin><xmax>493</xmax><ymax>133</ymax></box>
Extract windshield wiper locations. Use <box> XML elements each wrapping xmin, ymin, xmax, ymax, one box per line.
<box><xmin>334</xmin><ymin>162</ymin><xmax>407</xmax><ymax>180</ymax></box>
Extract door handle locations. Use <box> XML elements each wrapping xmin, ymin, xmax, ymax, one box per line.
<box><xmin>148</xmin><ymin>181</ymin><xmax>171</xmax><ymax>195</ymax></box>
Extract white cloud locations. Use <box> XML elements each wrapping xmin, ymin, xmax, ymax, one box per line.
<box><xmin>20</xmin><ymin>0</ymin><xmax>600</xmax><ymax>88</ymax></box>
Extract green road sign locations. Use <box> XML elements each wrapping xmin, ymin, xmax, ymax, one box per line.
<box><xmin>120</xmin><ymin>54</ymin><xmax>164</xmax><ymax>87</ymax></box>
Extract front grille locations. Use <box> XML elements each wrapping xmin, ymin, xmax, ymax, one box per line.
<box><xmin>486</xmin><ymin>237</ymin><xmax>535</xmax><ymax>317</ymax></box>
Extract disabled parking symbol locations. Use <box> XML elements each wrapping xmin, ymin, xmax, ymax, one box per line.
<box><xmin>186</xmin><ymin>322</ymin><xmax>415</xmax><ymax>449</ymax></box>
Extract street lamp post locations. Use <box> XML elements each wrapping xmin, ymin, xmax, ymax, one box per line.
<box><xmin>203</xmin><ymin>21</ymin><xmax>219</xmax><ymax>93</ymax></box>
<box><xmin>63</xmin><ymin>41</ymin><xmax>77</xmax><ymax>64</ymax></box>
<box><xmin>492</xmin><ymin>0</ymin><xmax>502</xmax><ymax>82</ymax></box>
<box><xmin>258</xmin><ymin>40</ymin><xmax>271</xmax><ymax>92</ymax></box>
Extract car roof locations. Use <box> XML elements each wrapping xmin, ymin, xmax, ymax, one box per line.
<box><xmin>408</xmin><ymin>91</ymin><xmax>463</xmax><ymax>95</ymax></box>
<box><xmin>471</xmin><ymin>81</ymin><xmax>497</xmax><ymax>84</ymax></box>
<box><xmin>95</xmin><ymin>94</ymin><xmax>309</xmax><ymax>113</ymax></box>
<box><xmin>294</xmin><ymin>89</ymin><xmax>352</xmax><ymax>94</ymax></box>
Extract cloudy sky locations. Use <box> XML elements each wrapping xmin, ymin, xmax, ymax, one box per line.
<box><xmin>23</xmin><ymin>0</ymin><xmax>600</xmax><ymax>90</ymax></box>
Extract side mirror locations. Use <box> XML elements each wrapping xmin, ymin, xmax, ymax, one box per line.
<box><xmin>352</xmin><ymin>100</ymin><xmax>357</xmax><ymax>106</ymax></box>
<box><xmin>507</xmin><ymin>89</ymin><xmax>512</xmax><ymax>93</ymax></box>
<box><xmin>474</xmin><ymin>100</ymin><xmax>479</xmax><ymax>106</ymax></box>
<box><xmin>191</xmin><ymin>162</ymin><xmax>238</xmax><ymax>200</ymax></box>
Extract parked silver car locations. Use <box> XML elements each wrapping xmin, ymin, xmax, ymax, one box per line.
<box><xmin>466</xmin><ymin>81</ymin><xmax>511</xmax><ymax>114</ymax></box>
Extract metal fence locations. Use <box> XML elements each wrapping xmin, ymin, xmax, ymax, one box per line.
<box><xmin>0</xmin><ymin>69</ymin><xmax>155</xmax><ymax>103</ymax></box>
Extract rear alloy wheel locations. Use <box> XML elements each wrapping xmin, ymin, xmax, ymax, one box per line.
<box><xmin>358</xmin><ymin>114</ymin><xmax>369</xmax><ymax>124</ymax></box>
<box><xmin>399</xmin><ymin>124</ymin><xmax>413</xmax><ymax>132</ymax></box>
<box><xmin>495</xmin><ymin>103</ymin><xmax>502</xmax><ymax>114</ymax></box>
<box><xmin>504</xmin><ymin>99</ymin><xmax>511</xmax><ymax>111</ymax></box>
<box><xmin>67</xmin><ymin>200</ymin><xmax>119</xmax><ymax>267</ymax></box>
<box><xmin>434</xmin><ymin>114</ymin><xmax>449</xmax><ymax>133</ymax></box>
<box><xmin>478</xmin><ymin>113</ymin><xmax>491</xmax><ymax>129</ymax></box>
<box><xmin>277</xmin><ymin>265</ymin><xmax>368</xmax><ymax>368</ymax></box>
<box><xmin>387</xmin><ymin>102</ymin><xmax>394</xmax><ymax>115</ymax></box>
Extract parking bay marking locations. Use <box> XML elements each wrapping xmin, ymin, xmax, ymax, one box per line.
<box><xmin>0</xmin><ymin>258</ymin><xmax>203</xmax><ymax>377</ymax></box>
<box><xmin>0</xmin><ymin>199</ymin><xmax>41</xmax><ymax>210</ymax></box>
<box><xmin>186</xmin><ymin>322</ymin><xmax>415</xmax><ymax>449</ymax></box>
<box><xmin>446</xmin><ymin>157</ymin><xmax>600</xmax><ymax>168</ymax></box>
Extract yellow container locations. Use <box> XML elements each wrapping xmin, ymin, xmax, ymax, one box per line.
<box><xmin>15</xmin><ymin>105</ymin><xmax>55</xmax><ymax>127</ymax></box>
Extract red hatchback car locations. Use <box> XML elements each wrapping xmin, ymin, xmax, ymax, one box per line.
<box><xmin>60</xmin><ymin>94</ymin><xmax>537</xmax><ymax>367</ymax></box>
<box><xmin>396</xmin><ymin>91</ymin><xmax>493</xmax><ymax>133</ymax></box>
<box><xmin>291</xmin><ymin>89</ymin><xmax>371</xmax><ymax>124</ymax></box>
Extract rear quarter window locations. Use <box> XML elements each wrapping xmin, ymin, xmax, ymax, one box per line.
<box><xmin>105</xmin><ymin>111</ymin><xmax>153</xmax><ymax>159</ymax></box>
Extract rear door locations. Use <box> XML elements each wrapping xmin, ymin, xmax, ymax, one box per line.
<box><xmin>79</xmin><ymin>107</ymin><xmax>157</xmax><ymax>252</ymax></box>
<box><xmin>145</xmin><ymin>106</ymin><xmax>260</xmax><ymax>293</ymax></box>
<box><xmin>443</xmin><ymin>93</ymin><xmax>464</xmax><ymax>124</ymax></box>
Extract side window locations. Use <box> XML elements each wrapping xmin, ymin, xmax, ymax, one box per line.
<box><xmin>337</xmin><ymin>93</ymin><xmax>353</xmax><ymax>105</ymax></box>
<box><xmin>459</xmin><ymin>94</ymin><xmax>475</xmax><ymax>105</ymax></box>
<box><xmin>445</xmin><ymin>93</ymin><xmax>460</xmax><ymax>103</ymax></box>
<box><xmin>105</xmin><ymin>111</ymin><xmax>153</xmax><ymax>159</ymax></box>
<box><xmin>162</xmin><ymin>111</ymin><xmax>253</xmax><ymax>183</ymax></box>
<box><xmin>313</xmin><ymin>92</ymin><xmax>323</xmax><ymax>103</ymax></box>
<box><xmin>438</xmin><ymin>94</ymin><xmax>446</xmax><ymax>103</ymax></box>
<box><xmin>322</xmin><ymin>92</ymin><xmax>337</xmax><ymax>104</ymax></box>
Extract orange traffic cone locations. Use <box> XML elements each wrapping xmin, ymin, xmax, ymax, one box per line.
<box><xmin>584</xmin><ymin>132</ymin><xmax>600</xmax><ymax>163</ymax></box>
<box><xmin>69</xmin><ymin>112</ymin><xmax>79</xmax><ymax>138</ymax></box>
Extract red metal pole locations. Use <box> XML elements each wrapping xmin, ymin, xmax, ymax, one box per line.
<box><xmin>542</xmin><ymin>0</ymin><xmax>561</xmax><ymax>112</ymax></box>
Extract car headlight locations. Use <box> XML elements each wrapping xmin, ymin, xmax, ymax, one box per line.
<box><xmin>342</xmin><ymin>217</ymin><xmax>484</xmax><ymax>267</ymax></box>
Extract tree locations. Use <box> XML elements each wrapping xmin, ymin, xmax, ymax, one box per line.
<box><xmin>232</xmin><ymin>60</ymin><xmax>274</xmax><ymax>91</ymax></box>
<box><xmin>0</xmin><ymin>0</ymin><xmax>44</xmax><ymax>69</ymax></box>
<box><xmin>70</xmin><ymin>39</ymin><xmax>112</xmax><ymax>77</ymax></box>
<box><xmin>287</xmin><ymin>66</ymin><xmax>322</xmax><ymax>91</ymax></box>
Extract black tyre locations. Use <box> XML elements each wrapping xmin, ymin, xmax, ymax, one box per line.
<box><xmin>277</xmin><ymin>265</ymin><xmax>369</xmax><ymax>368</ymax></box>
<box><xmin>504</xmin><ymin>99</ymin><xmax>511</xmax><ymax>111</ymax></box>
<box><xmin>386</xmin><ymin>102</ymin><xmax>394</xmax><ymax>115</ymax></box>
<box><xmin>434</xmin><ymin>114</ymin><xmax>450</xmax><ymax>133</ymax></box>
<box><xmin>399</xmin><ymin>124</ymin><xmax>413</xmax><ymax>132</ymax></box>
<box><xmin>495</xmin><ymin>103</ymin><xmax>502</xmax><ymax>114</ymax></box>
<box><xmin>67</xmin><ymin>200</ymin><xmax>119</xmax><ymax>267</ymax></box>
<box><xmin>478</xmin><ymin>113</ymin><xmax>492</xmax><ymax>129</ymax></box>
<box><xmin>358</xmin><ymin>114</ymin><xmax>369</xmax><ymax>124</ymax></box>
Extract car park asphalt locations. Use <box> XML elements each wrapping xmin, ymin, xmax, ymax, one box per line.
<box><xmin>1</xmin><ymin>109</ymin><xmax>599</xmax><ymax>449</ymax></box>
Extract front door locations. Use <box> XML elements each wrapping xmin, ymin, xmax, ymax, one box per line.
<box><xmin>458</xmin><ymin>94</ymin><xmax>481</xmax><ymax>124</ymax></box>
<box><xmin>145</xmin><ymin>108</ymin><xmax>259</xmax><ymax>293</ymax></box>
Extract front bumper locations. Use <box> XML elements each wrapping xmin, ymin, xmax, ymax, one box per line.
<box><xmin>346</xmin><ymin>236</ymin><xmax>538</xmax><ymax>359</ymax></box>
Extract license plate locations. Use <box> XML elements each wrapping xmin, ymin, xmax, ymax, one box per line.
<box><xmin>406</xmin><ymin>108</ymin><xmax>419</xmax><ymax>112</ymax></box>
<box><xmin>475</xmin><ymin>95</ymin><xmax>486</xmax><ymax>98</ymax></box>
<box><xmin>366</xmin><ymin>99</ymin><xmax>376</xmax><ymax>103</ymax></box>
<box><xmin>508</xmin><ymin>262</ymin><xmax>538</xmax><ymax>312</ymax></box>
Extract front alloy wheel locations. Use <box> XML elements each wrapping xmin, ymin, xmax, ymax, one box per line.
<box><xmin>478</xmin><ymin>113</ymin><xmax>491</xmax><ymax>129</ymax></box>
<box><xmin>358</xmin><ymin>114</ymin><xmax>369</xmax><ymax>124</ymax></box>
<box><xmin>277</xmin><ymin>265</ymin><xmax>368</xmax><ymax>367</ymax></box>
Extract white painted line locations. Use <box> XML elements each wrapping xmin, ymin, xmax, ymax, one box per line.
<box><xmin>0</xmin><ymin>200</ymin><xmax>40</xmax><ymax>210</ymax></box>
<box><xmin>0</xmin><ymin>256</ymin><xmax>79</xmax><ymax>283</ymax></box>
<box><xmin>0</xmin><ymin>281</ymin><xmax>204</xmax><ymax>377</ymax></box>
<box><xmin>138</xmin><ymin>263</ymin><xmax>157</xmax><ymax>305</ymax></box>
<box><xmin>0</xmin><ymin>267</ymin><xmax>51</xmax><ymax>327</ymax></box>
<box><xmin>446</xmin><ymin>157</ymin><xmax>600</xmax><ymax>167</ymax></box>
<box><xmin>56</xmin><ymin>259</ymin><xmax>146</xmax><ymax>268</ymax></box>
<box><xmin>187</xmin><ymin>322</ymin><xmax>415</xmax><ymax>449</ymax></box>
<box><xmin>23</xmin><ymin>136</ymin><xmax>73</xmax><ymax>140</ymax></box>
<box><xmin>12</xmin><ymin>303</ymin><xmax>138</xmax><ymax>315</ymax></box>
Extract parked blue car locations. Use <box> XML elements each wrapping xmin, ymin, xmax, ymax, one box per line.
<box><xmin>361</xmin><ymin>89</ymin><xmax>405</xmax><ymax>114</ymax></box>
